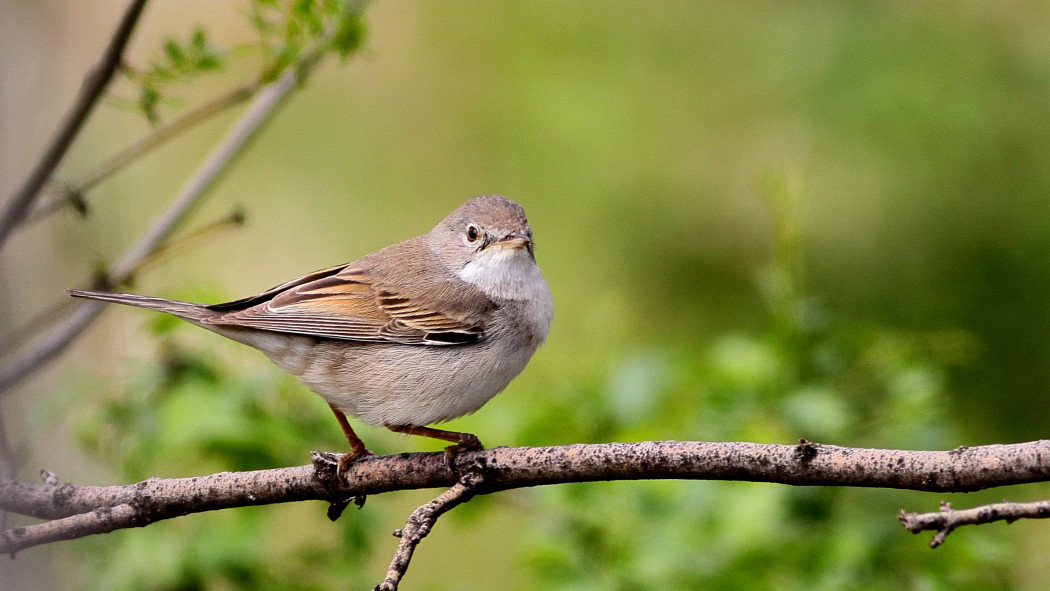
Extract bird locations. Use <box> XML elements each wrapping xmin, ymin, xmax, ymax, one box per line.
<box><xmin>70</xmin><ymin>194</ymin><xmax>553</xmax><ymax>471</ymax></box>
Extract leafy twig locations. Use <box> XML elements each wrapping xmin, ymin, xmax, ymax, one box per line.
<box><xmin>1</xmin><ymin>2</ymin><xmax>365</xmax><ymax>395</ymax></box>
<box><xmin>25</xmin><ymin>83</ymin><xmax>258</xmax><ymax>225</ymax></box>
<box><xmin>0</xmin><ymin>66</ymin><xmax>301</xmax><ymax>395</ymax></box>
<box><xmin>899</xmin><ymin>498</ymin><xmax>1050</xmax><ymax>548</ymax></box>
<box><xmin>0</xmin><ymin>0</ymin><xmax>148</xmax><ymax>248</ymax></box>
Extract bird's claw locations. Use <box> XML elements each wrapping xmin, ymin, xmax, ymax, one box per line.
<box><xmin>336</xmin><ymin>448</ymin><xmax>374</xmax><ymax>479</ymax></box>
<box><xmin>442</xmin><ymin>435</ymin><xmax>484</xmax><ymax>466</ymax></box>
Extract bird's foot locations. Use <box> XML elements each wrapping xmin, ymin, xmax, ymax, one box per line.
<box><xmin>442</xmin><ymin>433</ymin><xmax>484</xmax><ymax>466</ymax></box>
<box><xmin>336</xmin><ymin>447</ymin><xmax>374</xmax><ymax>478</ymax></box>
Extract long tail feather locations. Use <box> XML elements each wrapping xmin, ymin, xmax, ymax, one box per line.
<box><xmin>68</xmin><ymin>289</ymin><xmax>212</xmax><ymax>321</ymax></box>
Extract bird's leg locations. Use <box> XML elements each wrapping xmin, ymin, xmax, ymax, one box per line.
<box><xmin>385</xmin><ymin>424</ymin><xmax>484</xmax><ymax>463</ymax></box>
<box><xmin>329</xmin><ymin>404</ymin><xmax>371</xmax><ymax>474</ymax></box>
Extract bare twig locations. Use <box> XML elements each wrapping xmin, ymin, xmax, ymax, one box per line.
<box><xmin>0</xmin><ymin>408</ymin><xmax>16</xmax><ymax>531</ymax></box>
<box><xmin>4</xmin><ymin>439</ymin><xmax>1050</xmax><ymax>557</ymax></box>
<box><xmin>899</xmin><ymin>498</ymin><xmax>1050</xmax><ymax>548</ymax></box>
<box><xmin>376</xmin><ymin>470</ymin><xmax>486</xmax><ymax>591</ymax></box>
<box><xmin>109</xmin><ymin>66</ymin><xmax>299</xmax><ymax>283</ymax></box>
<box><xmin>0</xmin><ymin>302</ymin><xmax>108</xmax><ymax>395</ymax></box>
<box><xmin>0</xmin><ymin>66</ymin><xmax>300</xmax><ymax>396</ymax></box>
<box><xmin>0</xmin><ymin>0</ymin><xmax>148</xmax><ymax>248</ymax></box>
<box><xmin>0</xmin><ymin>409</ymin><xmax>14</xmax><ymax>482</ymax></box>
<box><xmin>25</xmin><ymin>83</ymin><xmax>259</xmax><ymax>225</ymax></box>
<box><xmin>0</xmin><ymin>298</ymin><xmax>82</xmax><ymax>362</ymax></box>
<box><xmin>1</xmin><ymin>504</ymin><xmax>140</xmax><ymax>557</ymax></box>
<box><xmin>0</xmin><ymin>207</ymin><xmax>243</xmax><ymax>359</ymax></box>
<box><xmin>122</xmin><ymin>206</ymin><xmax>247</xmax><ymax>274</ymax></box>
<box><xmin>0</xmin><ymin>2</ymin><xmax>350</xmax><ymax>396</ymax></box>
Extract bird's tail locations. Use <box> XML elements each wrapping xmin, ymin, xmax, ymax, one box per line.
<box><xmin>68</xmin><ymin>289</ymin><xmax>213</xmax><ymax>322</ymax></box>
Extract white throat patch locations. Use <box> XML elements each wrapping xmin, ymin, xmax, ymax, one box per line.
<box><xmin>457</xmin><ymin>247</ymin><xmax>545</xmax><ymax>300</ymax></box>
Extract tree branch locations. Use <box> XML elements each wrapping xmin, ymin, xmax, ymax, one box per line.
<box><xmin>2</xmin><ymin>504</ymin><xmax>139</xmax><ymax>556</ymax></box>
<box><xmin>0</xmin><ymin>0</ymin><xmax>148</xmax><ymax>248</ymax></box>
<box><xmin>899</xmin><ymin>498</ymin><xmax>1050</xmax><ymax>548</ymax></box>
<box><xmin>376</xmin><ymin>470</ymin><xmax>486</xmax><ymax>591</ymax></box>
<box><xmin>4</xmin><ymin>439</ymin><xmax>1050</xmax><ymax>557</ymax></box>
<box><xmin>24</xmin><ymin>83</ymin><xmax>259</xmax><ymax>226</ymax></box>
<box><xmin>0</xmin><ymin>66</ymin><xmax>300</xmax><ymax>396</ymax></box>
<box><xmin>0</xmin><ymin>8</ymin><xmax>351</xmax><ymax>396</ymax></box>
<box><xmin>0</xmin><ymin>207</ymin><xmax>243</xmax><ymax>361</ymax></box>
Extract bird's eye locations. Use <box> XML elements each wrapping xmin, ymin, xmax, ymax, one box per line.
<box><xmin>466</xmin><ymin>225</ymin><xmax>481</xmax><ymax>243</ymax></box>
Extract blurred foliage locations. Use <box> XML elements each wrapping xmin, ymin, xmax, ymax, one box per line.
<box><xmin>71</xmin><ymin>336</ymin><xmax>380</xmax><ymax>591</ymax></box>
<box><xmin>249</xmin><ymin>0</ymin><xmax>369</xmax><ymax>79</ymax></box>
<box><xmin>124</xmin><ymin>27</ymin><xmax>224</xmax><ymax>124</ymax></box>
<box><xmin>510</xmin><ymin>177</ymin><xmax>1004</xmax><ymax>590</ymax></box>
<box><xmin>112</xmin><ymin>0</ymin><xmax>367</xmax><ymax>123</ymax></box>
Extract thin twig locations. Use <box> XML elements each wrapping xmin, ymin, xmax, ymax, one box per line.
<box><xmin>0</xmin><ymin>0</ymin><xmax>148</xmax><ymax>248</ymax></box>
<box><xmin>25</xmin><ymin>83</ymin><xmax>259</xmax><ymax>226</ymax></box>
<box><xmin>5</xmin><ymin>439</ymin><xmax>1050</xmax><ymax>556</ymax></box>
<box><xmin>899</xmin><ymin>498</ymin><xmax>1050</xmax><ymax>548</ymax></box>
<box><xmin>1</xmin><ymin>504</ymin><xmax>140</xmax><ymax>557</ymax></box>
<box><xmin>0</xmin><ymin>299</ymin><xmax>81</xmax><ymax>362</ymax></box>
<box><xmin>0</xmin><ymin>207</ymin><xmax>244</xmax><ymax>358</ymax></box>
<box><xmin>0</xmin><ymin>2</ymin><xmax>354</xmax><ymax>394</ymax></box>
<box><xmin>0</xmin><ymin>302</ymin><xmax>108</xmax><ymax>396</ymax></box>
<box><xmin>118</xmin><ymin>206</ymin><xmax>247</xmax><ymax>276</ymax></box>
<box><xmin>0</xmin><ymin>408</ymin><xmax>15</xmax><ymax>532</ymax></box>
<box><xmin>0</xmin><ymin>408</ymin><xmax>14</xmax><ymax>481</ymax></box>
<box><xmin>108</xmin><ymin>66</ymin><xmax>298</xmax><ymax>282</ymax></box>
<box><xmin>0</xmin><ymin>67</ymin><xmax>301</xmax><ymax>396</ymax></box>
<box><xmin>376</xmin><ymin>471</ymin><xmax>486</xmax><ymax>591</ymax></box>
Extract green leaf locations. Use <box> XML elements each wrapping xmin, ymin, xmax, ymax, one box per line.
<box><xmin>139</xmin><ymin>82</ymin><xmax>159</xmax><ymax>124</ymax></box>
<box><xmin>190</xmin><ymin>26</ymin><xmax>207</xmax><ymax>49</ymax></box>
<box><xmin>163</xmin><ymin>38</ymin><xmax>185</xmax><ymax>66</ymax></box>
<box><xmin>331</xmin><ymin>10</ymin><xmax>367</xmax><ymax>57</ymax></box>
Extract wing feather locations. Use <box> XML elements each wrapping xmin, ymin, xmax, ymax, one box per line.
<box><xmin>201</xmin><ymin>254</ymin><xmax>492</xmax><ymax>345</ymax></box>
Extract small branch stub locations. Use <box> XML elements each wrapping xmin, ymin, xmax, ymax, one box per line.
<box><xmin>795</xmin><ymin>438</ymin><xmax>818</xmax><ymax>463</ymax></box>
<box><xmin>899</xmin><ymin>498</ymin><xmax>1050</xmax><ymax>548</ymax></box>
<box><xmin>375</xmin><ymin>470</ymin><xmax>486</xmax><ymax>591</ymax></box>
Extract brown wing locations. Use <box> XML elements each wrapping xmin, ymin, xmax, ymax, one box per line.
<box><xmin>202</xmin><ymin>261</ymin><xmax>491</xmax><ymax>345</ymax></box>
<box><xmin>206</xmin><ymin>263</ymin><xmax>351</xmax><ymax>311</ymax></box>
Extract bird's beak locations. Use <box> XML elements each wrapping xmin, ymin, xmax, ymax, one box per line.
<box><xmin>493</xmin><ymin>233</ymin><xmax>531</xmax><ymax>250</ymax></box>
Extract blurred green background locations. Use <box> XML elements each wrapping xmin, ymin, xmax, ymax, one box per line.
<box><xmin>3</xmin><ymin>1</ymin><xmax>1050</xmax><ymax>589</ymax></box>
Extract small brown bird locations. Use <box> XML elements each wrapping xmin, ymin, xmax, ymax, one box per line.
<box><xmin>71</xmin><ymin>195</ymin><xmax>553</xmax><ymax>469</ymax></box>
